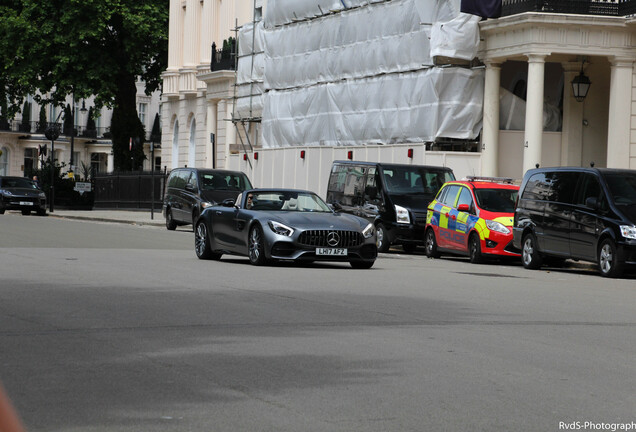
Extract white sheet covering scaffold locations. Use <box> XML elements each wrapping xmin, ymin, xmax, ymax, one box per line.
<box><xmin>236</xmin><ymin>0</ymin><xmax>484</xmax><ymax>147</ymax></box>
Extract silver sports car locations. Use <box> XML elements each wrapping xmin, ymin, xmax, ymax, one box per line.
<box><xmin>194</xmin><ymin>189</ymin><xmax>377</xmax><ymax>268</ymax></box>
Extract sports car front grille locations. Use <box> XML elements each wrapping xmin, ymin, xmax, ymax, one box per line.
<box><xmin>298</xmin><ymin>230</ymin><xmax>364</xmax><ymax>248</ymax></box>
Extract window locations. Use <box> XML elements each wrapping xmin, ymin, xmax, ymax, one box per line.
<box><xmin>604</xmin><ymin>172</ymin><xmax>636</xmax><ymax>207</ymax></box>
<box><xmin>440</xmin><ymin>185</ymin><xmax>461</xmax><ymax>207</ymax></box>
<box><xmin>457</xmin><ymin>187</ymin><xmax>474</xmax><ymax>210</ymax></box>
<box><xmin>138</xmin><ymin>103</ymin><xmax>147</xmax><ymax>125</ymax></box>
<box><xmin>575</xmin><ymin>174</ymin><xmax>607</xmax><ymax>210</ymax></box>
<box><xmin>522</xmin><ymin>173</ymin><xmax>549</xmax><ymax>201</ymax></box>
<box><xmin>48</xmin><ymin>105</ymin><xmax>57</xmax><ymax>124</ymax></box>
<box><xmin>24</xmin><ymin>148</ymin><xmax>37</xmax><ymax>176</ymax></box>
<box><xmin>546</xmin><ymin>172</ymin><xmax>578</xmax><ymax>203</ymax></box>
<box><xmin>154</xmin><ymin>156</ymin><xmax>162</xmax><ymax>172</ymax></box>
<box><xmin>328</xmin><ymin>165</ymin><xmax>347</xmax><ymax>193</ymax></box>
<box><xmin>0</xmin><ymin>147</ymin><xmax>8</xmax><ymax>176</ymax></box>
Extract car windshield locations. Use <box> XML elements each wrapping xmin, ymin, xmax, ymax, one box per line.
<box><xmin>247</xmin><ymin>191</ymin><xmax>332</xmax><ymax>212</ymax></box>
<box><xmin>1</xmin><ymin>178</ymin><xmax>38</xmax><ymax>189</ymax></box>
<box><xmin>381</xmin><ymin>167</ymin><xmax>454</xmax><ymax>194</ymax></box>
<box><xmin>475</xmin><ymin>188</ymin><xmax>518</xmax><ymax>213</ymax></box>
<box><xmin>604</xmin><ymin>172</ymin><xmax>636</xmax><ymax>206</ymax></box>
<box><xmin>200</xmin><ymin>173</ymin><xmax>252</xmax><ymax>191</ymax></box>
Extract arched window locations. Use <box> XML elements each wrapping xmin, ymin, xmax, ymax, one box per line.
<box><xmin>188</xmin><ymin>117</ymin><xmax>196</xmax><ymax>167</ymax></box>
<box><xmin>0</xmin><ymin>147</ymin><xmax>8</xmax><ymax>176</ymax></box>
<box><xmin>172</xmin><ymin>119</ymin><xmax>179</xmax><ymax>169</ymax></box>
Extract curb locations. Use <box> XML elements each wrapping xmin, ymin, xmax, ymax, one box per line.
<box><xmin>48</xmin><ymin>214</ymin><xmax>164</xmax><ymax>227</ymax></box>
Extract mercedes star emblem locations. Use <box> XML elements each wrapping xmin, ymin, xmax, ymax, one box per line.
<box><xmin>327</xmin><ymin>231</ymin><xmax>340</xmax><ymax>247</ymax></box>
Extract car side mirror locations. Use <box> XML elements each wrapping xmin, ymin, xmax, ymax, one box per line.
<box><xmin>458</xmin><ymin>203</ymin><xmax>470</xmax><ymax>212</ymax></box>
<box><xmin>221</xmin><ymin>198</ymin><xmax>235</xmax><ymax>207</ymax></box>
<box><xmin>585</xmin><ymin>197</ymin><xmax>599</xmax><ymax>210</ymax></box>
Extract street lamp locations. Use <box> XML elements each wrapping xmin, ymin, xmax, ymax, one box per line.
<box><xmin>571</xmin><ymin>60</ymin><xmax>591</xmax><ymax>102</ymax></box>
<box><xmin>69</xmin><ymin>95</ymin><xmax>88</xmax><ymax>176</ymax></box>
<box><xmin>44</xmin><ymin>121</ymin><xmax>61</xmax><ymax>212</ymax></box>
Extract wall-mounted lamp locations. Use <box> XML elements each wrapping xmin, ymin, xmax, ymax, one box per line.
<box><xmin>347</xmin><ymin>150</ymin><xmax>353</xmax><ymax>160</ymax></box>
<box><xmin>300</xmin><ymin>150</ymin><xmax>305</xmax><ymax>159</ymax></box>
<box><xmin>571</xmin><ymin>59</ymin><xmax>591</xmax><ymax>102</ymax></box>
<box><xmin>80</xmin><ymin>100</ymin><xmax>88</xmax><ymax>113</ymax></box>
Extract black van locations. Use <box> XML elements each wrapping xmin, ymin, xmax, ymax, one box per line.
<box><xmin>326</xmin><ymin>161</ymin><xmax>455</xmax><ymax>252</ymax></box>
<box><xmin>513</xmin><ymin>167</ymin><xmax>636</xmax><ymax>277</ymax></box>
<box><xmin>163</xmin><ymin>168</ymin><xmax>252</xmax><ymax>230</ymax></box>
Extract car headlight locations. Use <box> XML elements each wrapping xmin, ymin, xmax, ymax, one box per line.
<box><xmin>3</xmin><ymin>191</ymin><xmax>12</xmax><ymax>197</ymax></box>
<box><xmin>362</xmin><ymin>223</ymin><xmax>374</xmax><ymax>239</ymax></box>
<box><xmin>395</xmin><ymin>205</ymin><xmax>410</xmax><ymax>224</ymax></box>
<box><xmin>485</xmin><ymin>220</ymin><xmax>511</xmax><ymax>234</ymax></box>
<box><xmin>268</xmin><ymin>220</ymin><xmax>294</xmax><ymax>236</ymax></box>
<box><xmin>620</xmin><ymin>225</ymin><xmax>636</xmax><ymax>240</ymax></box>
<box><xmin>201</xmin><ymin>201</ymin><xmax>214</xmax><ymax>209</ymax></box>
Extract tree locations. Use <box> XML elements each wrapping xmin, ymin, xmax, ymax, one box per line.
<box><xmin>37</xmin><ymin>104</ymin><xmax>47</xmax><ymax>133</ymax></box>
<box><xmin>150</xmin><ymin>112</ymin><xmax>161</xmax><ymax>144</ymax></box>
<box><xmin>0</xmin><ymin>0</ymin><xmax>169</xmax><ymax>171</ymax></box>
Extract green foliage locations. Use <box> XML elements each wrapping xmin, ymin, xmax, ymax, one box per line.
<box><xmin>63</xmin><ymin>104</ymin><xmax>73</xmax><ymax>135</ymax></box>
<box><xmin>0</xmin><ymin>0</ymin><xmax>168</xmax><ymax>171</ymax></box>
<box><xmin>21</xmin><ymin>101</ymin><xmax>31</xmax><ymax>123</ymax></box>
<box><xmin>33</xmin><ymin>159</ymin><xmax>94</xmax><ymax>209</ymax></box>
<box><xmin>86</xmin><ymin>106</ymin><xmax>96</xmax><ymax>130</ymax></box>
<box><xmin>150</xmin><ymin>112</ymin><xmax>161</xmax><ymax>143</ymax></box>
<box><xmin>37</xmin><ymin>104</ymin><xmax>47</xmax><ymax>132</ymax></box>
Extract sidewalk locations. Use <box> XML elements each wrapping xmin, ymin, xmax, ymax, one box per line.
<box><xmin>48</xmin><ymin>209</ymin><xmax>165</xmax><ymax>227</ymax></box>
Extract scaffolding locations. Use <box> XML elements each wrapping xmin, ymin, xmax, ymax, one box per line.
<box><xmin>231</xmin><ymin>0</ymin><xmax>263</xmax><ymax>169</ymax></box>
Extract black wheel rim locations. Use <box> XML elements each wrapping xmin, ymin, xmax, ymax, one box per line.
<box><xmin>195</xmin><ymin>223</ymin><xmax>207</xmax><ymax>256</ymax></box>
<box><xmin>249</xmin><ymin>227</ymin><xmax>262</xmax><ymax>262</ymax></box>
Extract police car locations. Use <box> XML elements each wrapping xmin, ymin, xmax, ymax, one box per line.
<box><xmin>424</xmin><ymin>177</ymin><xmax>520</xmax><ymax>263</ymax></box>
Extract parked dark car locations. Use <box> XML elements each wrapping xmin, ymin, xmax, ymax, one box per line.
<box><xmin>513</xmin><ymin>167</ymin><xmax>636</xmax><ymax>278</ymax></box>
<box><xmin>194</xmin><ymin>189</ymin><xmax>377</xmax><ymax>268</ymax></box>
<box><xmin>163</xmin><ymin>168</ymin><xmax>252</xmax><ymax>230</ymax></box>
<box><xmin>0</xmin><ymin>176</ymin><xmax>47</xmax><ymax>215</ymax></box>
<box><xmin>326</xmin><ymin>161</ymin><xmax>455</xmax><ymax>253</ymax></box>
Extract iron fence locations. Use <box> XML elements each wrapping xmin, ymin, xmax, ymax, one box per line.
<box><xmin>502</xmin><ymin>0</ymin><xmax>636</xmax><ymax>16</ymax></box>
<box><xmin>94</xmin><ymin>170</ymin><xmax>167</xmax><ymax>210</ymax></box>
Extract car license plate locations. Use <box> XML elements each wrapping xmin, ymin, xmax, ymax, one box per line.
<box><xmin>316</xmin><ymin>248</ymin><xmax>347</xmax><ymax>256</ymax></box>
<box><xmin>20</xmin><ymin>201</ymin><xmax>33</xmax><ymax>206</ymax></box>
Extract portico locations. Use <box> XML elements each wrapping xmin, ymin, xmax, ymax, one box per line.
<box><xmin>479</xmin><ymin>12</ymin><xmax>636</xmax><ymax>178</ymax></box>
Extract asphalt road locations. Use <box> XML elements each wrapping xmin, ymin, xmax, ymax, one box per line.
<box><xmin>0</xmin><ymin>213</ymin><xmax>635</xmax><ymax>432</ymax></box>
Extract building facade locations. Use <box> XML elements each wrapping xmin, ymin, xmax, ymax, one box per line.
<box><xmin>0</xmin><ymin>80</ymin><xmax>162</xmax><ymax>178</ymax></box>
<box><xmin>161</xmin><ymin>0</ymin><xmax>261</xmax><ymax>171</ymax></box>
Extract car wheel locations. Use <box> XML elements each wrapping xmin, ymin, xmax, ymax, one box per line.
<box><xmin>21</xmin><ymin>210</ymin><xmax>30</xmax><ymax>215</ymax></box>
<box><xmin>402</xmin><ymin>243</ymin><xmax>417</xmax><ymax>254</ymax></box>
<box><xmin>376</xmin><ymin>223</ymin><xmax>391</xmax><ymax>253</ymax></box>
<box><xmin>195</xmin><ymin>221</ymin><xmax>222</xmax><ymax>260</ymax></box>
<box><xmin>0</xmin><ymin>210</ymin><xmax>4</xmax><ymax>215</ymax></box>
<box><xmin>425</xmin><ymin>229</ymin><xmax>440</xmax><ymax>258</ymax></box>
<box><xmin>468</xmin><ymin>233</ymin><xmax>483</xmax><ymax>264</ymax></box>
<box><xmin>248</xmin><ymin>224</ymin><xmax>268</xmax><ymax>266</ymax></box>
<box><xmin>350</xmin><ymin>260</ymin><xmax>374</xmax><ymax>269</ymax></box>
<box><xmin>521</xmin><ymin>233</ymin><xmax>543</xmax><ymax>269</ymax></box>
<box><xmin>598</xmin><ymin>238</ymin><xmax>623</xmax><ymax>278</ymax></box>
<box><xmin>165</xmin><ymin>208</ymin><xmax>177</xmax><ymax>231</ymax></box>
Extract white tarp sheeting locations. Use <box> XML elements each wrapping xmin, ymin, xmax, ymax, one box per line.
<box><xmin>262</xmin><ymin>68</ymin><xmax>484</xmax><ymax>147</ymax></box>
<box><xmin>264</xmin><ymin>0</ymin><xmax>432</xmax><ymax>90</ymax></box>
<box><xmin>236</xmin><ymin>0</ymin><xmax>485</xmax><ymax>145</ymax></box>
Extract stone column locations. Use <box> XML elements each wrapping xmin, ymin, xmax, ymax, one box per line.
<box><xmin>606</xmin><ymin>57</ymin><xmax>634</xmax><ymax>169</ymax></box>
<box><xmin>523</xmin><ymin>54</ymin><xmax>547</xmax><ymax>173</ymax></box>
<box><xmin>225</xmin><ymin>100</ymin><xmax>236</xmax><ymax>166</ymax></box>
<box><xmin>183</xmin><ymin>0</ymin><xmax>200</xmax><ymax>68</ymax></box>
<box><xmin>560</xmin><ymin>62</ymin><xmax>585</xmax><ymax>166</ymax></box>
<box><xmin>107</xmin><ymin>152</ymin><xmax>114</xmax><ymax>173</ymax></box>
<box><xmin>168</xmin><ymin>0</ymin><xmax>184</xmax><ymax>69</ymax></box>
<box><xmin>481</xmin><ymin>60</ymin><xmax>501</xmax><ymax>177</ymax></box>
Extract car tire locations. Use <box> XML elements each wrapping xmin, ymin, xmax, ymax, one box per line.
<box><xmin>425</xmin><ymin>228</ymin><xmax>440</xmax><ymax>258</ymax></box>
<box><xmin>598</xmin><ymin>238</ymin><xmax>623</xmax><ymax>278</ymax></box>
<box><xmin>165</xmin><ymin>208</ymin><xmax>177</xmax><ymax>231</ymax></box>
<box><xmin>376</xmin><ymin>223</ymin><xmax>391</xmax><ymax>253</ymax></box>
<box><xmin>195</xmin><ymin>221</ymin><xmax>222</xmax><ymax>260</ymax></box>
<box><xmin>402</xmin><ymin>243</ymin><xmax>417</xmax><ymax>254</ymax></box>
<box><xmin>468</xmin><ymin>233</ymin><xmax>483</xmax><ymax>264</ymax></box>
<box><xmin>521</xmin><ymin>232</ymin><xmax>543</xmax><ymax>270</ymax></box>
<box><xmin>350</xmin><ymin>260</ymin><xmax>374</xmax><ymax>269</ymax></box>
<box><xmin>248</xmin><ymin>224</ymin><xmax>268</xmax><ymax>266</ymax></box>
<box><xmin>0</xmin><ymin>210</ymin><xmax>4</xmax><ymax>215</ymax></box>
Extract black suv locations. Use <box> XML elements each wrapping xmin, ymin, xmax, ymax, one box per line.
<box><xmin>513</xmin><ymin>167</ymin><xmax>636</xmax><ymax>277</ymax></box>
<box><xmin>163</xmin><ymin>168</ymin><xmax>252</xmax><ymax>230</ymax></box>
<box><xmin>0</xmin><ymin>176</ymin><xmax>47</xmax><ymax>215</ymax></box>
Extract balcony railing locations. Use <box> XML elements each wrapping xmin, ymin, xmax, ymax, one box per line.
<box><xmin>502</xmin><ymin>0</ymin><xmax>636</xmax><ymax>16</ymax></box>
<box><xmin>0</xmin><ymin>120</ymin><xmax>112</xmax><ymax>139</ymax></box>
<box><xmin>210</xmin><ymin>42</ymin><xmax>235</xmax><ymax>72</ymax></box>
